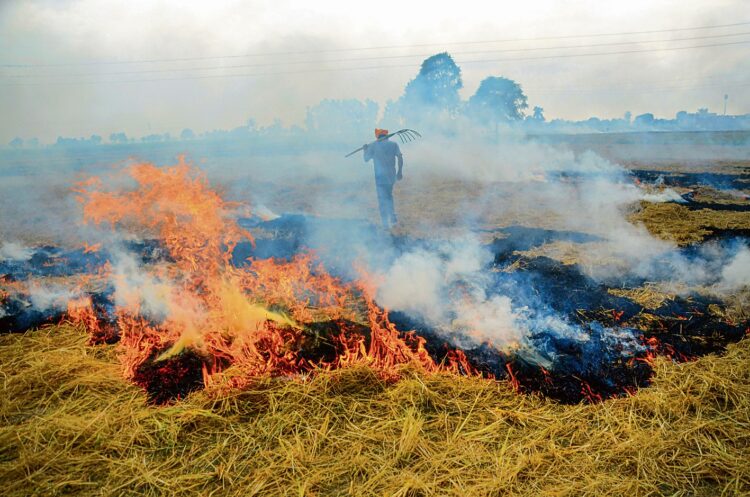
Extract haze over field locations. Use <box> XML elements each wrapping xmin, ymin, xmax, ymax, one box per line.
<box><xmin>1</xmin><ymin>0</ymin><xmax>749</xmax><ymax>360</ymax></box>
<box><xmin>2</xmin><ymin>0</ymin><xmax>750</xmax><ymax>143</ymax></box>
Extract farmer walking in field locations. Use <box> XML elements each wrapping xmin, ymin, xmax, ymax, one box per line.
<box><xmin>363</xmin><ymin>128</ymin><xmax>403</xmax><ymax>229</ymax></box>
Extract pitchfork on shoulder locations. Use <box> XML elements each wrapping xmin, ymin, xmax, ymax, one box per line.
<box><xmin>344</xmin><ymin>129</ymin><xmax>422</xmax><ymax>158</ymax></box>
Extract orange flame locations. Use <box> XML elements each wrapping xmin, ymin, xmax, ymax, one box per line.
<box><xmin>83</xmin><ymin>243</ymin><xmax>101</xmax><ymax>254</ymax></box>
<box><xmin>69</xmin><ymin>159</ymin><xmax>471</xmax><ymax>397</ymax></box>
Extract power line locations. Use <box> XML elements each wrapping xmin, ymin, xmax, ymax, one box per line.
<box><xmin>464</xmin><ymin>39</ymin><xmax>750</xmax><ymax>65</ymax></box>
<box><xmin>3</xmin><ymin>20</ymin><xmax>750</xmax><ymax>68</ymax></box>
<box><xmin>2</xmin><ymin>39</ymin><xmax>748</xmax><ymax>87</ymax></box>
<box><xmin>6</xmin><ymin>31</ymin><xmax>750</xmax><ymax>80</ymax></box>
<box><xmin>528</xmin><ymin>81</ymin><xmax>750</xmax><ymax>94</ymax></box>
<box><xmin>526</xmin><ymin>73</ymin><xmax>745</xmax><ymax>89</ymax></box>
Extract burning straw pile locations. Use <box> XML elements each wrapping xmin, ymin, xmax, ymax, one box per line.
<box><xmin>65</xmin><ymin>160</ymin><xmax>470</xmax><ymax>400</ymax></box>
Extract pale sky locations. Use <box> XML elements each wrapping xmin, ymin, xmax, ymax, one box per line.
<box><xmin>1</xmin><ymin>0</ymin><xmax>749</xmax><ymax>143</ymax></box>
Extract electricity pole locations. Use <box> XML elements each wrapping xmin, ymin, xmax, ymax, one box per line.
<box><xmin>724</xmin><ymin>94</ymin><xmax>728</xmax><ymax>115</ymax></box>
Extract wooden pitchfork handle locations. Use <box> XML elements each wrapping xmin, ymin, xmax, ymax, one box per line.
<box><xmin>344</xmin><ymin>129</ymin><xmax>421</xmax><ymax>158</ymax></box>
<box><xmin>344</xmin><ymin>145</ymin><xmax>367</xmax><ymax>158</ymax></box>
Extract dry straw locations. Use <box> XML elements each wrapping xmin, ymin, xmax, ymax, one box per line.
<box><xmin>1</xmin><ymin>324</ymin><xmax>748</xmax><ymax>496</ymax></box>
<box><xmin>630</xmin><ymin>201</ymin><xmax>750</xmax><ymax>245</ymax></box>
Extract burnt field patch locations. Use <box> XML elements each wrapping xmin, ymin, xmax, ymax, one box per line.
<box><xmin>3</xmin><ymin>209</ymin><xmax>747</xmax><ymax>405</ymax></box>
<box><xmin>0</xmin><ymin>156</ymin><xmax>749</xmax><ymax>497</ymax></box>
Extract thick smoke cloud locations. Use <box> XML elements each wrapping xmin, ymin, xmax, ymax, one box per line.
<box><xmin>376</xmin><ymin>238</ymin><xmax>522</xmax><ymax>349</ymax></box>
<box><xmin>2</xmin><ymin>27</ymin><xmax>748</xmax><ymax>367</ymax></box>
<box><xmin>4</xmin><ymin>118</ymin><xmax>746</xmax><ymax>355</ymax></box>
<box><xmin>720</xmin><ymin>246</ymin><xmax>750</xmax><ymax>290</ymax></box>
<box><xmin>26</xmin><ymin>282</ymin><xmax>82</xmax><ymax>312</ymax></box>
<box><xmin>0</xmin><ymin>242</ymin><xmax>34</xmax><ymax>261</ymax></box>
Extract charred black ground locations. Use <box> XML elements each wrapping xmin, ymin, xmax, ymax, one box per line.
<box><xmin>132</xmin><ymin>349</ymin><xmax>207</xmax><ymax>405</ymax></box>
<box><xmin>629</xmin><ymin>169</ymin><xmax>750</xmax><ymax>190</ymax></box>
<box><xmin>390</xmin><ymin>254</ymin><xmax>747</xmax><ymax>404</ymax></box>
<box><xmin>1</xmin><ymin>209</ymin><xmax>748</xmax><ymax>404</ymax></box>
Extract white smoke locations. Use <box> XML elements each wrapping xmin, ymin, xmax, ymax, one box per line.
<box><xmin>724</xmin><ymin>189</ymin><xmax>750</xmax><ymax>200</ymax></box>
<box><xmin>406</xmin><ymin>133</ymin><xmax>621</xmax><ymax>184</ymax></box>
<box><xmin>373</xmin><ymin>233</ymin><xmax>649</xmax><ymax>364</ymax></box>
<box><xmin>368</xmin><ymin>131</ymin><xmax>748</xmax><ymax>356</ymax></box>
<box><xmin>376</xmin><ymin>238</ymin><xmax>522</xmax><ymax>349</ymax></box>
<box><xmin>110</xmin><ymin>250</ymin><xmax>180</xmax><ymax>321</ymax></box>
<box><xmin>639</xmin><ymin>188</ymin><xmax>686</xmax><ymax>204</ymax></box>
<box><xmin>26</xmin><ymin>282</ymin><xmax>81</xmax><ymax>311</ymax></box>
<box><xmin>718</xmin><ymin>246</ymin><xmax>750</xmax><ymax>291</ymax></box>
<box><xmin>0</xmin><ymin>242</ymin><xmax>34</xmax><ymax>261</ymax></box>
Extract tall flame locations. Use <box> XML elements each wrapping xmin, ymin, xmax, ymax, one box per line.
<box><xmin>68</xmin><ymin>158</ymin><xmax>465</xmax><ymax>398</ymax></box>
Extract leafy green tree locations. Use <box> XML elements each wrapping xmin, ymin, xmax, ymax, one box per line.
<box><xmin>466</xmin><ymin>76</ymin><xmax>528</xmax><ymax>124</ymax></box>
<box><xmin>385</xmin><ymin>52</ymin><xmax>463</xmax><ymax>125</ymax></box>
<box><xmin>404</xmin><ymin>53</ymin><xmax>462</xmax><ymax>109</ymax></box>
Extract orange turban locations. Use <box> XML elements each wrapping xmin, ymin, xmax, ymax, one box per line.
<box><xmin>375</xmin><ymin>128</ymin><xmax>389</xmax><ymax>138</ymax></box>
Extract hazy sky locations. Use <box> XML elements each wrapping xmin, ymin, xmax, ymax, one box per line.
<box><xmin>1</xmin><ymin>0</ymin><xmax>749</xmax><ymax>142</ymax></box>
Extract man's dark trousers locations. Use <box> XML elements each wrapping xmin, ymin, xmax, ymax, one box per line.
<box><xmin>376</xmin><ymin>182</ymin><xmax>396</xmax><ymax>227</ymax></box>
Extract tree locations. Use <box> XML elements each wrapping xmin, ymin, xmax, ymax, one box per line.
<box><xmin>466</xmin><ymin>76</ymin><xmax>528</xmax><ymax>125</ymax></box>
<box><xmin>532</xmin><ymin>106</ymin><xmax>545</xmax><ymax>121</ymax></box>
<box><xmin>109</xmin><ymin>132</ymin><xmax>128</xmax><ymax>144</ymax></box>
<box><xmin>141</xmin><ymin>134</ymin><xmax>166</xmax><ymax>143</ymax></box>
<box><xmin>9</xmin><ymin>137</ymin><xmax>23</xmax><ymax>148</ymax></box>
<box><xmin>180</xmin><ymin>128</ymin><xmax>195</xmax><ymax>140</ymax></box>
<box><xmin>634</xmin><ymin>113</ymin><xmax>655</xmax><ymax>127</ymax></box>
<box><xmin>385</xmin><ymin>52</ymin><xmax>463</xmax><ymax>125</ymax></box>
<box><xmin>404</xmin><ymin>53</ymin><xmax>462</xmax><ymax>109</ymax></box>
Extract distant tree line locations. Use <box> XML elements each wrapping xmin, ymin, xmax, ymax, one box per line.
<box><xmin>6</xmin><ymin>52</ymin><xmax>750</xmax><ymax>149</ymax></box>
<box><xmin>384</xmin><ymin>52</ymin><xmax>529</xmax><ymax>131</ymax></box>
